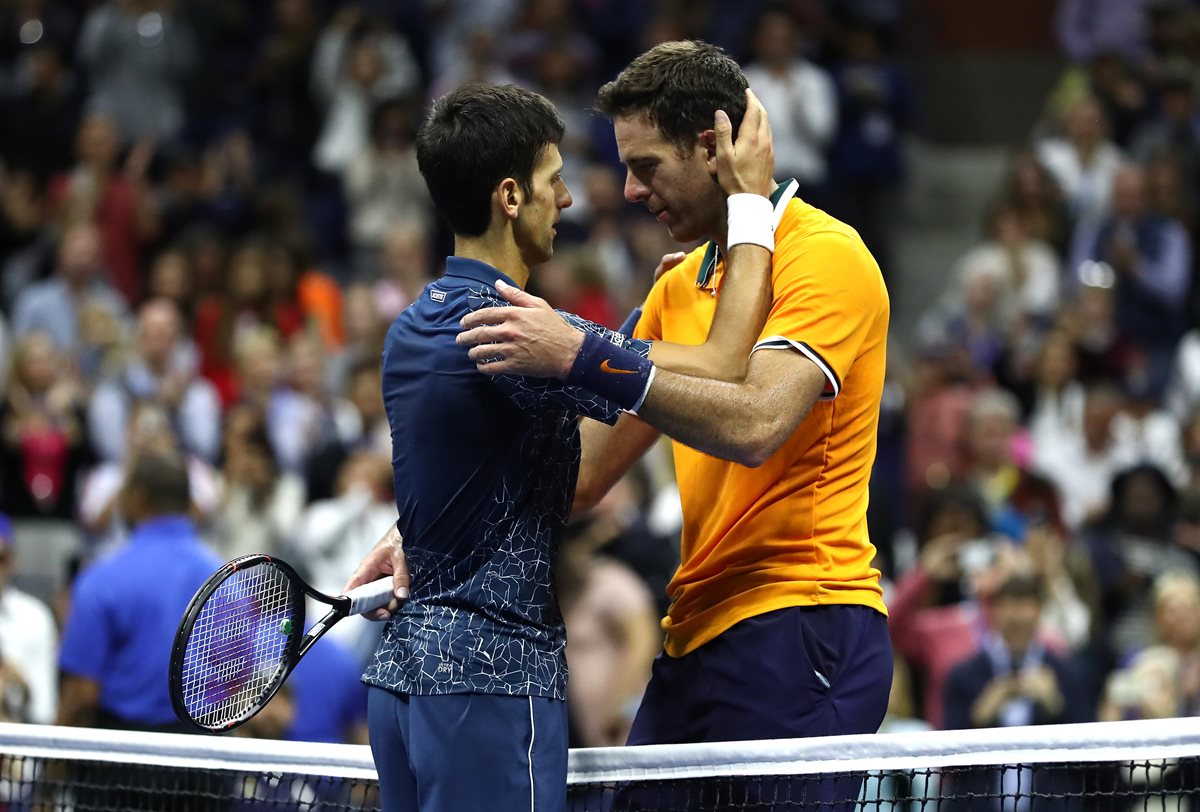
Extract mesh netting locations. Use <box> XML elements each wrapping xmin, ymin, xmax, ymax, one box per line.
<box><xmin>2</xmin><ymin>718</ymin><xmax>1199</xmax><ymax>811</ymax></box>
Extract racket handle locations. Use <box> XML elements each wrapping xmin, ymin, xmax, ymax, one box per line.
<box><xmin>343</xmin><ymin>577</ymin><xmax>399</xmax><ymax>615</ymax></box>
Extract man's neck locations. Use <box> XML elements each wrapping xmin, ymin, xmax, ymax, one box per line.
<box><xmin>454</xmin><ymin>232</ymin><xmax>530</xmax><ymax>289</ymax></box>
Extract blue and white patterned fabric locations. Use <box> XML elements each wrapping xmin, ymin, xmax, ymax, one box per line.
<box><xmin>363</xmin><ymin>256</ymin><xmax>650</xmax><ymax>700</ymax></box>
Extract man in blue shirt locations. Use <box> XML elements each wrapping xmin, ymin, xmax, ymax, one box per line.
<box><xmin>346</xmin><ymin>82</ymin><xmax>775</xmax><ymax>812</ymax></box>
<box><xmin>58</xmin><ymin>450</ymin><xmax>222</xmax><ymax>812</ymax></box>
<box><xmin>58</xmin><ymin>450</ymin><xmax>220</xmax><ymax>731</ymax></box>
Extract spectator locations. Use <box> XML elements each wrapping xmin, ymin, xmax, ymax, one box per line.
<box><xmin>310</xmin><ymin>7</ymin><xmax>419</xmax><ymax>174</ymax></box>
<box><xmin>193</xmin><ymin>239</ymin><xmax>304</xmax><ymax>405</ymax></box>
<box><xmin>942</xmin><ymin>571</ymin><xmax>1087</xmax><ymax>810</ymax></box>
<box><xmin>343</xmin><ymin>97</ymin><xmax>432</xmax><ymax>280</ymax></box>
<box><xmin>1082</xmin><ymin>463</ymin><xmax>1196</xmax><ymax>659</ymax></box>
<box><xmin>1060</xmin><ymin>277</ymin><xmax>1139</xmax><ymax>385</ymax></box>
<box><xmin>1027</xmin><ymin>331</ymin><xmax>1086</xmax><ymax>461</ymax></box>
<box><xmin>1034</xmin><ymin>383</ymin><xmax>1128</xmax><ymax>530</ymax></box>
<box><xmin>1069</xmin><ymin>164</ymin><xmax>1192</xmax><ymax>388</ymax></box>
<box><xmin>76</xmin><ymin>0</ymin><xmax>197</xmax><ymax>143</ymax></box>
<box><xmin>291</xmin><ymin>451</ymin><xmax>396</xmax><ymax>662</ymax></box>
<box><xmin>888</xmin><ymin>484</ymin><xmax>998</xmax><ymax>729</ymax></box>
<box><xmin>0</xmin><ymin>514</ymin><xmax>58</xmax><ymax>724</ymax></box>
<box><xmin>11</xmin><ymin>221</ymin><xmax>128</xmax><ymax>357</ymax></box>
<box><xmin>57</xmin><ymin>450</ymin><xmax>220</xmax><ymax>731</ymax></box>
<box><xmin>326</xmin><ymin>286</ymin><xmax>388</xmax><ymax>397</ymax></box>
<box><xmin>963</xmin><ymin>388</ymin><xmax>1064</xmax><ymax>541</ymax></box>
<box><xmin>46</xmin><ymin>113</ymin><xmax>157</xmax><ymax>306</ymax></box>
<box><xmin>88</xmin><ymin>299</ymin><xmax>219</xmax><ymax>464</ymax></box>
<box><xmin>210</xmin><ymin>404</ymin><xmax>304</xmax><ymax>560</ymax></box>
<box><xmin>743</xmin><ymin>6</ymin><xmax>837</xmax><ymax>201</ymax></box>
<box><xmin>1000</xmin><ymin>151</ymin><xmax>1072</xmax><ymax>259</ymax></box>
<box><xmin>951</xmin><ymin>202</ymin><xmax>1062</xmax><ymax>331</ymax></box>
<box><xmin>1037</xmin><ymin>96</ymin><xmax>1126</xmax><ymax>231</ymax></box>
<box><xmin>0</xmin><ymin>333</ymin><xmax>91</xmax><ymax>519</ymax></box>
<box><xmin>264</xmin><ymin>236</ymin><xmax>344</xmax><ymax>350</ymax></box>
<box><xmin>271</xmin><ymin>333</ymin><xmax>360</xmax><ymax>489</ymax></box>
<box><xmin>78</xmin><ymin>401</ymin><xmax>220</xmax><ymax>551</ymax></box>
<box><xmin>1099</xmin><ymin>571</ymin><xmax>1200</xmax><ymax>721</ymax></box>
<box><xmin>144</xmin><ymin>248</ymin><xmax>195</xmax><ymax>324</ymax></box>
<box><xmin>943</xmin><ymin>573</ymin><xmax>1085</xmax><ymax>730</ymax></box>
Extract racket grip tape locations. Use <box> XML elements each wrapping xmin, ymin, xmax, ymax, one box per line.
<box><xmin>343</xmin><ymin>577</ymin><xmax>399</xmax><ymax>615</ymax></box>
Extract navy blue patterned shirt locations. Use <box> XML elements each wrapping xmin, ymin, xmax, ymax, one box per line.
<box><xmin>363</xmin><ymin>256</ymin><xmax>650</xmax><ymax>700</ymax></box>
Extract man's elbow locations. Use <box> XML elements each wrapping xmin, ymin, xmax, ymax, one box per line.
<box><xmin>571</xmin><ymin>480</ymin><xmax>602</xmax><ymax>517</ymax></box>
<box><xmin>732</xmin><ymin>419</ymin><xmax>790</xmax><ymax>468</ymax></box>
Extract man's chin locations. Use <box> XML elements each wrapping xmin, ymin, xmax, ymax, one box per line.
<box><xmin>666</xmin><ymin>221</ymin><xmax>701</xmax><ymax>244</ymax></box>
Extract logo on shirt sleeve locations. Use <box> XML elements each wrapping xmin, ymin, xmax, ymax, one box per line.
<box><xmin>430</xmin><ymin>289</ymin><xmax>447</xmax><ymax>302</ymax></box>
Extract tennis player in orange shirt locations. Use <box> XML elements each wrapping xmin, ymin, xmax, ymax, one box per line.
<box><xmin>457</xmin><ymin>41</ymin><xmax>894</xmax><ymax>774</ymax></box>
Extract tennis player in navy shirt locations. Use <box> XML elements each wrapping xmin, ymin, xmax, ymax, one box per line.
<box><xmin>347</xmin><ymin>81</ymin><xmax>775</xmax><ymax>812</ymax></box>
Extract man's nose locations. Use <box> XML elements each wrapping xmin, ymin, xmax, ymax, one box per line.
<box><xmin>624</xmin><ymin>171</ymin><xmax>648</xmax><ymax>203</ymax></box>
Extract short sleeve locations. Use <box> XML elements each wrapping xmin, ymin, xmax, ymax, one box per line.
<box><xmin>633</xmin><ymin>276</ymin><xmax>665</xmax><ymax>342</ymax></box>
<box><xmin>58</xmin><ymin>570</ymin><xmax>112</xmax><ymax>680</ymax></box>
<box><xmin>465</xmin><ymin>288</ymin><xmax>649</xmax><ymax>424</ymax></box>
<box><xmin>752</xmin><ymin>230</ymin><xmax>886</xmax><ymax>399</ymax></box>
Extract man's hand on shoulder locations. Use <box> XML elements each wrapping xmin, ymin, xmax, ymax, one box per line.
<box><xmin>457</xmin><ymin>281</ymin><xmax>584</xmax><ymax>379</ymax></box>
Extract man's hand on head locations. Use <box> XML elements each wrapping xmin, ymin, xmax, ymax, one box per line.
<box><xmin>457</xmin><ymin>281</ymin><xmax>584</xmax><ymax>379</ymax></box>
<box><xmin>714</xmin><ymin>88</ymin><xmax>775</xmax><ymax>199</ymax></box>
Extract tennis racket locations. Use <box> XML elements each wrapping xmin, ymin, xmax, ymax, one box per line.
<box><xmin>169</xmin><ymin>553</ymin><xmax>396</xmax><ymax>733</ymax></box>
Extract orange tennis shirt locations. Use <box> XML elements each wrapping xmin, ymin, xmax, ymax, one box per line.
<box><xmin>634</xmin><ymin>192</ymin><xmax>890</xmax><ymax>658</ymax></box>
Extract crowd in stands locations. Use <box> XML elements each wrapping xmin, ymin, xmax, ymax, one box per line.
<box><xmin>1</xmin><ymin>0</ymin><xmax>1199</xmax><ymax>759</ymax></box>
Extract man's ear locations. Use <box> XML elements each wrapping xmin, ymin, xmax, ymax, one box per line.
<box><xmin>496</xmin><ymin>177</ymin><xmax>522</xmax><ymax>221</ymax></box>
<box><xmin>700</xmin><ymin>130</ymin><xmax>718</xmax><ymax>177</ymax></box>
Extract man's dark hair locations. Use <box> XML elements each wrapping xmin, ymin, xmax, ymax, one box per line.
<box><xmin>125</xmin><ymin>450</ymin><xmax>191</xmax><ymax>516</ymax></box>
<box><xmin>416</xmin><ymin>83</ymin><xmax>564</xmax><ymax>237</ymax></box>
<box><xmin>994</xmin><ymin>572</ymin><xmax>1045</xmax><ymax>604</ymax></box>
<box><xmin>595</xmin><ymin>41</ymin><xmax>748</xmax><ymax>151</ymax></box>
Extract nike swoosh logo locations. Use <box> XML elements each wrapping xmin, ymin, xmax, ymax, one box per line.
<box><xmin>600</xmin><ymin>359</ymin><xmax>638</xmax><ymax>375</ymax></box>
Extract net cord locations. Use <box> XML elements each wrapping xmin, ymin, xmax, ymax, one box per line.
<box><xmin>2</xmin><ymin>718</ymin><xmax>1199</xmax><ymax>786</ymax></box>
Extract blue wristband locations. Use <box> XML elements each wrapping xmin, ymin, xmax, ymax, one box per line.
<box><xmin>565</xmin><ymin>331</ymin><xmax>654</xmax><ymax>412</ymax></box>
<box><xmin>617</xmin><ymin>306</ymin><xmax>643</xmax><ymax>338</ymax></box>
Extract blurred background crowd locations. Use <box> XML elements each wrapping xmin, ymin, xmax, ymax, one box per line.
<box><xmin>0</xmin><ymin>0</ymin><xmax>1199</xmax><ymax>757</ymax></box>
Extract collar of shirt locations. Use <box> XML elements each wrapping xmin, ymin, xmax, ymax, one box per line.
<box><xmin>696</xmin><ymin>178</ymin><xmax>800</xmax><ymax>292</ymax></box>
<box><xmin>129</xmin><ymin>515</ymin><xmax>196</xmax><ymax>544</ymax></box>
<box><xmin>443</xmin><ymin>256</ymin><xmax>520</xmax><ymax>289</ymax></box>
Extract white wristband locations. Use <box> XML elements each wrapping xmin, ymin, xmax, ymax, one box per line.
<box><xmin>726</xmin><ymin>193</ymin><xmax>774</xmax><ymax>252</ymax></box>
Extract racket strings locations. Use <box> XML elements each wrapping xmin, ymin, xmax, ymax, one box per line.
<box><xmin>180</xmin><ymin>563</ymin><xmax>296</xmax><ymax>728</ymax></box>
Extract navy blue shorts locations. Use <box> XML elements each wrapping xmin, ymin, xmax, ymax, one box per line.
<box><xmin>620</xmin><ymin>604</ymin><xmax>893</xmax><ymax>811</ymax></box>
<box><xmin>367</xmin><ymin>687</ymin><xmax>567</xmax><ymax>812</ymax></box>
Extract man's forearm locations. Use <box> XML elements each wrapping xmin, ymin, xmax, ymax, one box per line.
<box><xmin>637</xmin><ymin>353</ymin><xmax>824</xmax><ymax>467</ymax></box>
<box><xmin>647</xmin><ymin>241</ymin><xmax>772</xmax><ymax>382</ymax></box>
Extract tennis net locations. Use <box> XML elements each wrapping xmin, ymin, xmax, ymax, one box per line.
<box><xmin>2</xmin><ymin>718</ymin><xmax>1199</xmax><ymax>810</ymax></box>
